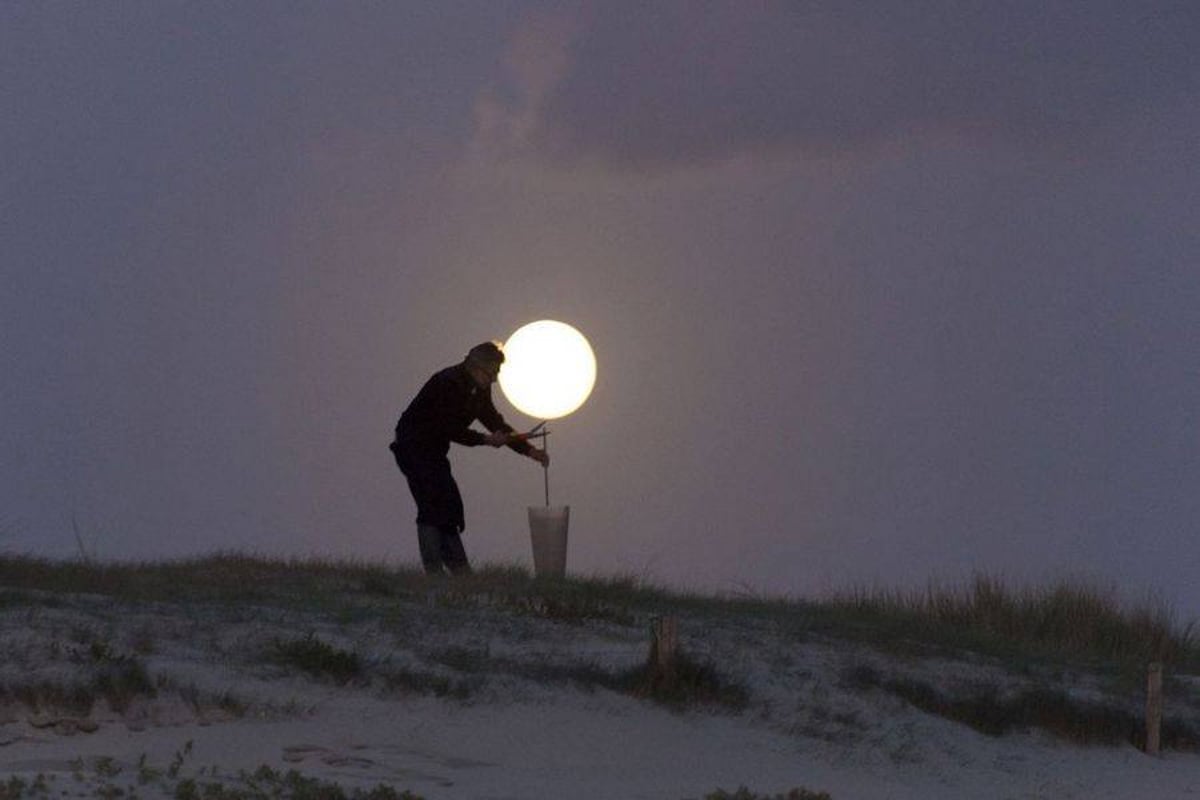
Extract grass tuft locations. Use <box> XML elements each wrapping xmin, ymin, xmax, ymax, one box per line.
<box><xmin>379</xmin><ymin>666</ymin><xmax>476</xmax><ymax>700</ymax></box>
<box><xmin>1</xmin><ymin>654</ymin><xmax>156</xmax><ymax>716</ymax></box>
<box><xmin>173</xmin><ymin>765</ymin><xmax>425</xmax><ymax>800</ymax></box>
<box><xmin>694</xmin><ymin>788</ymin><xmax>833</xmax><ymax>800</ymax></box>
<box><xmin>843</xmin><ymin>664</ymin><xmax>1200</xmax><ymax>749</ymax></box>
<box><xmin>831</xmin><ymin>574</ymin><xmax>1199</xmax><ymax>670</ymax></box>
<box><xmin>618</xmin><ymin>650</ymin><xmax>750</xmax><ymax>712</ymax></box>
<box><xmin>272</xmin><ymin>634</ymin><xmax>362</xmax><ymax>685</ymax></box>
<box><xmin>38</xmin><ymin>750</ymin><xmax>427</xmax><ymax>800</ymax></box>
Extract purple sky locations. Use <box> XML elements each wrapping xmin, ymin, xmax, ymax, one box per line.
<box><xmin>4</xmin><ymin>2</ymin><xmax>1199</xmax><ymax>611</ymax></box>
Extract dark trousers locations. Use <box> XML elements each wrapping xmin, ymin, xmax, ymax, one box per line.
<box><xmin>392</xmin><ymin>441</ymin><xmax>472</xmax><ymax>575</ymax></box>
<box><xmin>391</xmin><ymin>441</ymin><xmax>465</xmax><ymax>532</ymax></box>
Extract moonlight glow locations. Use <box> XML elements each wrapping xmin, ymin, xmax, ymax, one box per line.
<box><xmin>499</xmin><ymin>320</ymin><xmax>596</xmax><ymax>420</ymax></box>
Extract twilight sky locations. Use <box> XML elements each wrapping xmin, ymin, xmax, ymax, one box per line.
<box><xmin>4</xmin><ymin>2</ymin><xmax>1199</xmax><ymax>611</ymax></box>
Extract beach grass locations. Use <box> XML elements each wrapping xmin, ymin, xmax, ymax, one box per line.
<box><xmin>4</xmin><ymin>554</ymin><xmax>1195</xmax><ymax>666</ymax></box>
<box><xmin>825</xmin><ymin>574</ymin><xmax>1198</xmax><ymax>671</ymax></box>
<box><xmin>696</xmin><ymin>790</ymin><xmax>833</xmax><ymax>800</ymax></box>
<box><xmin>0</xmin><ymin>757</ymin><xmax>428</xmax><ymax>800</ymax></box>
<box><xmin>1</xmin><ymin>552</ymin><xmax>1198</xmax><ymax>752</ymax></box>
<box><xmin>2</xmin><ymin>553</ymin><xmax>1193</xmax><ymax>671</ymax></box>
<box><xmin>271</xmin><ymin>634</ymin><xmax>363</xmax><ymax>685</ymax></box>
<box><xmin>842</xmin><ymin>663</ymin><xmax>1200</xmax><ymax>749</ymax></box>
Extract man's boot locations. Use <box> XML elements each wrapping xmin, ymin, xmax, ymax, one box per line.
<box><xmin>440</xmin><ymin>526</ymin><xmax>472</xmax><ymax>576</ymax></box>
<box><xmin>417</xmin><ymin>524</ymin><xmax>444</xmax><ymax>575</ymax></box>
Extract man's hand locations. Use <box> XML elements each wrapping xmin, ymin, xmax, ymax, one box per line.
<box><xmin>528</xmin><ymin>447</ymin><xmax>549</xmax><ymax>467</ymax></box>
<box><xmin>483</xmin><ymin>430</ymin><xmax>511</xmax><ymax>447</ymax></box>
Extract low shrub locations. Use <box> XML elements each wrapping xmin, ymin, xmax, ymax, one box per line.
<box><xmin>844</xmin><ymin>664</ymin><xmax>1200</xmax><ymax>749</ymax></box>
<box><xmin>174</xmin><ymin>765</ymin><xmax>425</xmax><ymax>800</ymax></box>
<box><xmin>694</xmin><ymin>788</ymin><xmax>833</xmax><ymax>800</ymax></box>
<box><xmin>832</xmin><ymin>575</ymin><xmax>1199</xmax><ymax>670</ymax></box>
<box><xmin>272</xmin><ymin>634</ymin><xmax>361</xmax><ymax>685</ymax></box>
<box><xmin>378</xmin><ymin>667</ymin><xmax>476</xmax><ymax>700</ymax></box>
<box><xmin>1</xmin><ymin>655</ymin><xmax>156</xmax><ymax>716</ymax></box>
<box><xmin>618</xmin><ymin>650</ymin><xmax>750</xmax><ymax>712</ymax></box>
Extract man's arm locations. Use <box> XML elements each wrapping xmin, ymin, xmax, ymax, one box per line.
<box><xmin>478</xmin><ymin>392</ymin><xmax>548</xmax><ymax>464</ymax></box>
<box><xmin>451</xmin><ymin>428</ymin><xmax>488</xmax><ymax>447</ymax></box>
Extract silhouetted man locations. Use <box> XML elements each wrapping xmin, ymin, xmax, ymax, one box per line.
<box><xmin>390</xmin><ymin>341</ymin><xmax>548</xmax><ymax>575</ymax></box>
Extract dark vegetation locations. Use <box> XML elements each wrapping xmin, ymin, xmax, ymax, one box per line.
<box><xmin>829</xmin><ymin>574</ymin><xmax>1197</xmax><ymax>671</ymax></box>
<box><xmin>695</xmin><ymin>790</ymin><xmax>833</xmax><ymax>800</ymax></box>
<box><xmin>1</xmin><ymin>638</ymin><xmax>155</xmax><ymax>717</ymax></box>
<box><xmin>0</xmin><ymin>759</ymin><xmax>426</xmax><ymax>800</ymax></box>
<box><xmin>171</xmin><ymin>765</ymin><xmax>425</xmax><ymax>800</ymax></box>
<box><xmin>1</xmin><ymin>556</ymin><xmax>1194</xmax><ymax>670</ymax></box>
<box><xmin>618</xmin><ymin>648</ymin><xmax>751</xmax><ymax>711</ymax></box>
<box><xmin>843</xmin><ymin>664</ymin><xmax>1200</xmax><ymax>750</ymax></box>
<box><xmin>272</xmin><ymin>634</ymin><xmax>362</xmax><ymax>685</ymax></box>
<box><xmin>1</xmin><ymin>553</ymin><xmax>1197</xmax><ymax>753</ymax></box>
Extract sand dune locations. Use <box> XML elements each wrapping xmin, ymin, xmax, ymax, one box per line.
<box><xmin>2</xmin><ymin>563</ymin><xmax>1199</xmax><ymax>799</ymax></box>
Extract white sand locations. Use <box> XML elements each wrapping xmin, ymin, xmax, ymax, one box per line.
<box><xmin>2</xmin><ymin>584</ymin><xmax>1199</xmax><ymax>799</ymax></box>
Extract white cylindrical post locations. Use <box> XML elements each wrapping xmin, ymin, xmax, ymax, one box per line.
<box><xmin>529</xmin><ymin>505</ymin><xmax>569</xmax><ymax>578</ymax></box>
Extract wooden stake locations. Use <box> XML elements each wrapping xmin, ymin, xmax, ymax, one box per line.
<box><xmin>650</xmin><ymin>616</ymin><xmax>679</xmax><ymax>677</ymax></box>
<box><xmin>1146</xmin><ymin>661</ymin><xmax>1163</xmax><ymax>755</ymax></box>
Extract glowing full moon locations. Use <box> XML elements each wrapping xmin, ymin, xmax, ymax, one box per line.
<box><xmin>499</xmin><ymin>320</ymin><xmax>596</xmax><ymax>420</ymax></box>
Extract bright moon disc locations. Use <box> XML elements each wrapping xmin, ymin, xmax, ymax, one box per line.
<box><xmin>499</xmin><ymin>320</ymin><xmax>596</xmax><ymax>420</ymax></box>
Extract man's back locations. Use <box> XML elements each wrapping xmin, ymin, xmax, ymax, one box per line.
<box><xmin>395</xmin><ymin>364</ymin><xmax>501</xmax><ymax>452</ymax></box>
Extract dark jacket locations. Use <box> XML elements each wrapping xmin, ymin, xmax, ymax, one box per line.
<box><xmin>393</xmin><ymin>363</ymin><xmax>531</xmax><ymax>457</ymax></box>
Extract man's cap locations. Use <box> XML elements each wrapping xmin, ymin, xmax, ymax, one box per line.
<box><xmin>467</xmin><ymin>340</ymin><xmax>505</xmax><ymax>365</ymax></box>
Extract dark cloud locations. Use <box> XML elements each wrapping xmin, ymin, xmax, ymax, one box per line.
<box><xmin>480</xmin><ymin>2</ymin><xmax>1200</xmax><ymax>168</ymax></box>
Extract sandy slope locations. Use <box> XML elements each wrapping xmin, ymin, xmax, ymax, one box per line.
<box><xmin>2</xmin><ymin>580</ymin><xmax>1199</xmax><ymax>799</ymax></box>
